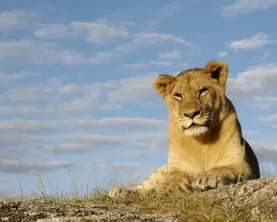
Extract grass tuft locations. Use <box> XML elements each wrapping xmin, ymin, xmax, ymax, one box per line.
<box><xmin>87</xmin><ymin>189</ymin><xmax>253</xmax><ymax>222</ymax></box>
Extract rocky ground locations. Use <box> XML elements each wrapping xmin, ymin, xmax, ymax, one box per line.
<box><xmin>0</xmin><ymin>199</ymin><xmax>178</xmax><ymax>222</ymax></box>
<box><xmin>1</xmin><ymin>176</ymin><xmax>277</xmax><ymax>222</ymax></box>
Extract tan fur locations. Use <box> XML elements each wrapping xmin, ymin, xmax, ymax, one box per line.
<box><xmin>109</xmin><ymin>60</ymin><xmax>260</xmax><ymax>198</ymax></box>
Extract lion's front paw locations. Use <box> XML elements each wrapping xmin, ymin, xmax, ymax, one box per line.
<box><xmin>109</xmin><ymin>187</ymin><xmax>135</xmax><ymax>198</ymax></box>
<box><xmin>192</xmin><ymin>172</ymin><xmax>235</xmax><ymax>191</ymax></box>
<box><xmin>162</xmin><ymin>175</ymin><xmax>191</xmax><ymax>194</ymax></box>
<box><xmin>164</xmin><ymin>183</ymin><xmax>190</xmax><ymax>193</ymax></box>
<box><xmin>191</xmin><ymin>173</ymin><xmax>218</xmax><ymax>191</ymax></box>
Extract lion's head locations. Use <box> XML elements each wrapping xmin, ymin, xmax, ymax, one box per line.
<box><xmin>153</xmin><ymin>60</ymin><xmax>228</xmax><ymax>137</ymax></box>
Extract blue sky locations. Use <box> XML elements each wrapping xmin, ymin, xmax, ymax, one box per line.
<box><xmin>1</xmin><ymin>0</ymin><xmax>277</xmax><ymax>197</ymax></box>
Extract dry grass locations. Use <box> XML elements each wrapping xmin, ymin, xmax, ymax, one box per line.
<box><xmin>92</xmin><ymin>189</ymin><xmax>253</xmax><ymax>222</ymax></box>
<box><xmin>29</xmin><ymin>180</ymin><xmax>254</xmax><ymax>222</ymax></box>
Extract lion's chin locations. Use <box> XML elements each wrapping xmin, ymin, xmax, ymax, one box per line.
<box><xmin>182</xmin><ymin>124</ymin><xmax>209</xmax><ymax>137</ymax></box>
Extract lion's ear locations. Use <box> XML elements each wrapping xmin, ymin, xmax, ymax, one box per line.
<box><xmin>203</xmin><ymin>60</ymin><xmax>228</xmax><ymax>86</ymax></box>
<box><xmin>153</xmin><ymin>74</ymin><xmax>175</xmax><ymax>98</ymax></box>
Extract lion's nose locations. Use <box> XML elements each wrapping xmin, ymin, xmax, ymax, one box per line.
<box><xmin>184</xmin><ymin>110</ymin><xmax>201</xmax><ymax>119</ymax></box>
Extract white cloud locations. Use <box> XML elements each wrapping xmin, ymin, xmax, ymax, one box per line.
<box><xmin>217</xmin><ymin>51</ymin><xmax>228</xmax><ymax>57</ymax></box>
<box><xmin>57</xmin><ymin>50</ymin><xmax>117</xmax><ymax>65</ymax></box>
<box><xmin>45</xmin><ymin>89</ymin><xmax>120</xmax><ymax>114</ymax></box>
<box><xmin>102</xmin><ymin>162</ymin><xmax>144</xmax><ymax>175</ymax></box>
<box><xmin>1</xmin><ymin>78</ymin><xmax>72</xmax><ymax>102</ymax></box>
<box><xmin>0</xmin><ymin>106</ymin><xmax>43</xmax><ymax>115</ymax></box>
<box><xmin>0</xmin><ymin>72</ymin><xmax>30</xmax><ymax>83</ymax></box>
<box><xmin>0</xmin><ymin>133</ymin><xmax>44</xmax><ymax>160</ymax></box>
<box><xmin>0</xmin><ymin>119</ymin><xmax>56</xmax><ymax>134</ymax></box>
<box><xmin>124</xmin><ymin>55</ymin><xmax>186</xmax><ymax>69</ymax></box>
<box><xmin>220</xmin><ymin>0</ymin><xmax>277</xmax><ymax>17</ymax></box>
<box><xmin>226</xmin><ymin>33</ymin><xmax>275</xmax><ymax>50</ymax></box>
<box><xmin>248</xmin><ymin>139</ymin><xmax>277</xmax><ymax>164</ymax></box>
<box><xmin>59</xmin><ymin>84</ymin><xmax>84</xmax><ymax>95</ymax></box>
<box><xmin>35</xmin><ymin>20</ymin><xmax>130</xmax><ymax>43</ymax></box>
<box><xmin>32</xmin><ymin>25</ymin><xmax>196</xmax><ymax>66</ymax></box>
<box><xmin>257</xmin><ymin>148</ymin><xmax>277</xmax><ymax>164</ymax></box>
<box><xmin>121</xmin><ymin>132</ymin><xmax>168</xmax><ymax>158</ymax></box>
<box><xmin>254</xmin><ymin>96</ymin><xmax>277</xmax><ymax>103</ymax></box>
<box><xmin>0</xmin><ymin>40</ymin><xmax>43</xmax><ymax>53</ymax></box>
<box><xmin>0</xmin><ymin>10</ymin><xmax>39</xmax><ymax>31</ymax></box>
<box><xmin>124</xmin><ymin>61</ymin><xmax>188</xmax><ymax>74</ymax></box>
<box><xmin>42</xmin><ymin>143</ymin><xmax>117</xmax><ymax>154</ymax></box>
<box><xmin>1</xmin><ymin>73</ymin><xmax>162</xmax><ymax>114</ymax></box>
<box><xmin>71</xmin><ymin>21</ymin><xmax>130</xmax><ymax>43</ymax></box>
<box><xmin>0</xmin><ymin>132</ymin><xmax>41</xmax><ymax>145</ymax></box>
<box><xmin>0</xmin><ymin>40</ymin><xmax>59</xmax><ymax>63</ymax></box>
<box><xmin>47</xmin><ymin>99</ymin><xmax>96</xmax><ymax>114</ymax></box>
<box><xmin>42</xmin><ymin>134</ymin><xmax>123</xmax><ymax>153</ymax></box>
<box><xmin>227</xmin><ymin>63</ymin><xmax>277</xmax><ymax>98</ymax></box>
<box><xmin>251</xmin><ymin>96</ymin><xmax>277</xmax><ymax>109</ymax></box>
<box><xmin>242</xmin><ymin>130</ymin><xmax>261</xmax><ymax>138</ymax></box>
<box><xmin>34</xmin><ymin>24</ymin><xmax>74</xmax><ymax>39</ymax></box>
<box><xmin>59</xmin><ymin>117</ymin><xmax>167</xmax><ymax>130</ymax></box>
<box><xmin>0</xmin><ymin>144</ymin><xmax>37</xmax><ymax>160</ymax></box>
<box><xmin>133</xmin><ymin>32</ymin><xmax>197</xmax><ymax>46</ymax></box>
<box><xmin>0</xmin><ymin>159</ymin><xmax>73</xmax><ymax>174</ymax></box>
<box><xmin>158</xmin><ymin>50</ymin><xmax>183</xmax><ymax>61</ymax></box>
<box><xmin>0</xmin><ymin>40</ymin><xmax>115</xmax><ymax>65</ymax></box>
<box><xmin>0</xmin><ymin>116</ymin><xmax>167</xmax><ymax>159</ymax></box>
<box><xmin>4</xmin><ymin>86</ymin><xmax>52</xmax><ymax>101</ymax></box>
<box><xmin>258</xmin><ymin>113</ymin><xmax>277</xmax><ymax>122</ymax></box>
<box><xmin>53</xmin><ymin>133</ymin><xmax>123</xmax><ymax>144</ymax></box>
<box><xmin>106</xmin><ymin>74</ymin><xmax>158</xmax><ymax>103</ymax></box>
<box><xmin>123</xmin><ymin>63</ymin><xmax>149</xmax><ymax>69</ymax></box>
<box><xmin>1</xmin><ymin>25</ymin><xmax>197</xmax><ymax>66</ymax></box>
<box><xmin>0</xmin><ymin>39</ymin><xmax>186</xmax><ymax>66</ymax></box>
<box><xmin>0</xmin><ymin>117</ymin><xmax>166</xmax><ymax>137</ymax></box>
<box><xmin>122</xmin><ymin>150</ymin><xmax>152</xmax><ymax>157</ymax></box>
<box><xmin>95</xmin><ymin>19</ymin><xmax>136</xmax><ymax>29</ymax></box>
<box><xmin>103</xmin><ymin>33</ymin><xmax>197</xmax><ymax>63</ymax></box>
<box><xmin>0</xmin><ymin>116</ymin><xmax>167</xmax><ymax>164</ymax></box>
<box><xmin>131</xmin><ymin>132</ymin><xmax>167</xmax><ymax>150</ymax></box>
<box><xmin>46</xmin><ymin>77</ymin><xmax>64</xmax><ymax>85</ymax></box>
<box><xmin>109</xmin><ymin>42</ymin><xmax>138</xmax><ymax>54</ymax></box>
<box><xmin>149</xmin><ymin>60</ymin><xmax>174</xmax><ymax>66</ymax></box>
<box><xmin>42</xmin><ymin>143</ymin><xmax>91</xmax><ymax>153</ymax></box>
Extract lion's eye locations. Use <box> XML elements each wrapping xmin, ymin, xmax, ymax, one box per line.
<box><xmin>199</xmin><ymin>87</ymin><xmax>208</xmax><ymax>95</ymax></box>
<box><xmin>173</xmin><ymin>93</ymin><xmax>182</xmax><ymax>100</ymax></box>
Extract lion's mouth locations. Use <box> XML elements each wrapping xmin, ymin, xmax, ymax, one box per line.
<box><xmin>182</xmin><ymin>122</ymin><xmax>209</xmax><ymax>130</ymax></box>
<box><xmin>181</xmin><ymin>121</ymin><xmax>210</xmax><ymax>136</ymax></box>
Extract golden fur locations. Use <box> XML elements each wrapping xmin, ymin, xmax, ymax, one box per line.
<box><xmin>109</xmin><ymin>60</ymin><xmax>260</xmax><ymax>198</ymax></box>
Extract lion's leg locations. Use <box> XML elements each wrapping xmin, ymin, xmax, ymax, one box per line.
<box><xmin>191</xmin><ymin>164</ymin><xmax>251</xmax><ymax>191</ymax></box>
<box><xmin>109</xmin><ymin>164</ymin><xmax>191</xmax><ymax>198</ymax></box>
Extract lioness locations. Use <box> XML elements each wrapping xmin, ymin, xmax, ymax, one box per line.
<box><xmin>109</xmin><ymin>60</ymin><xmax>260</xmax><ymax>198</ymax></box>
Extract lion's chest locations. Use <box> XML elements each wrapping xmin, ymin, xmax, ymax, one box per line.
<box><xmin>168</xmin><ymin>139</ymin><xmax>234</xmax><ymax>174</ymax></box>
